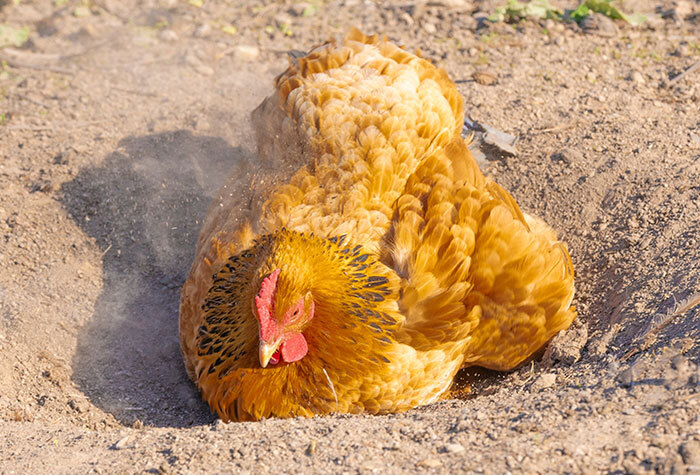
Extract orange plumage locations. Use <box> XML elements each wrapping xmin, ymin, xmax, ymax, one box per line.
<box><xmin>179</xmin><ymin>29</ymin><xmax>576</xmax><ymax>422</ymax></box>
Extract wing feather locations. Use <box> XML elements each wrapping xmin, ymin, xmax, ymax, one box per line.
<box><xmin>389</xmin><ymin>137</ymin><xmax>575</xmax><ymax>369</ymax></box>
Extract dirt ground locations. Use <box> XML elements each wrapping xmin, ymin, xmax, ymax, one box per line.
<box><xmin>0</xmin><ymin>0</ymin><xmax>699</xmax><ymax>472</ymax></box>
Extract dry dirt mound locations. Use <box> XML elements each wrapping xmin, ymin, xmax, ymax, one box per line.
<box><xmin>1</xmin><ymin>0</ymin><xmax>699</xmax><ymax>472</ymax></box>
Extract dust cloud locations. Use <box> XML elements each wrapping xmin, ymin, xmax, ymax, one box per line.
<box><xmin>59</xmin><ymin>61</ymin><xmax>274</xmax><ymax>426</ymax></box>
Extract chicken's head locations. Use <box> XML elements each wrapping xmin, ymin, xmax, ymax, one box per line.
<box><xmin>253</xmin><ymin>268</ymin><xmax>315</xmax><ymax>368</ymax></box>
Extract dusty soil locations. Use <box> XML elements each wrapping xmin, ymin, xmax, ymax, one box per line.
<box><xmin>1</xmin><ymin>0</ymin><xmax>699</xmax><ymax>472</ymax></box>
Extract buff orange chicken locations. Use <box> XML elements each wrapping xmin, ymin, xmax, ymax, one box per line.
<box><xmin>179</xmin><ymin>29</ymin><xmax>576</xmax><ymax>422</ymax></box>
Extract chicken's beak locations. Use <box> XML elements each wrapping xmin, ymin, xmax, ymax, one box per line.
<box><xmin>259</xmin><ymin>340</ymin><xmax>280</xmax><ymax>368</ymax></box>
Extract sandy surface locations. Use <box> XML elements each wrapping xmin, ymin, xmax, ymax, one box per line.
<box><xmin>1</xmin><ymin>0</ymin><xmax>699</xmax><ymax>472</ymax></box>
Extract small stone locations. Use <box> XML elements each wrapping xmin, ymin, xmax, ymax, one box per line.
<box><xmin>671</xmin><ymin>355</ymin><xmax>691</xmax><ymax>372</ymax></box>
<box><xmin>197</xmin><ymin>65</ymin><xmax>214</xmax><ymax>76</ymax></box>
<box><xmin>581</xmin><ymin>13</ymin><xmax>619</xmax><ymax>37</ymax></box>
<box><xmin>418</xmin><ymin>458</ymin><xmax>442</xmax><ymax>468</ymax></box>
<box><xmin>113</xmin><ymin>436</ymin><xmax>130</xmax><ymax>450</ymax></box>
<box><xmin>73</xmin><ymin>5</ymin><xmax>91</xmax><ymax>17</ymax></box>
<box><xmin>194</xmin><ymin>23</ymin><xmax>211</xmax><ymax>38</ymax></box>
<box><xmin>234</xmin><ymin>45</ymin><xmax>260</xmax><ymax>61</ymax></box>
<box><xmin>442</xmin><ymin>443</ymin><xmax>465</xmax><ymax>454</ymax></box>
<box><xmin>159</xmin><ymin>29</ymin><xmax>178</xmax><ymax>42</ymax></box>
<box><xmin>435</xmin><ymin>0</ymin><xmax>470</xmax><ymax>7</ymax></box>
<box><xmin>67</xmin><ymin>399</ymin><xmax>84</xmax><ymax>413</ymax></box>
<box><xmin>361</xmin><ymin>461</ymin><xmax>382</xmax><ymax>472</ymax></box>
<box><xmin>672</xmin><ymin>1</ymin><xmax>692</xmax><ymax>18</ymax></box>
<box><xmin>629</xmin><ymin>71</ymin><xmax>645</xmax><ymax>84</ymax></box>
<box><xmin>543</xmin><ymin>320</ymin><xmax>588</xmax><ymax>365</ymax></box>
<box><xmin>274</xmin><ymin>14</ymin><xmax>293</xmax><ymax>29</ymax></box>
<box><xmin>617</xmin><ymin>366</ymin><xmax>636</xmax><ymax>387</ymax></box>
<box><xmin>289</xmin><ymin>2</ymin><xmax>311</xmax><ymax>16</ymax></box>
<box><xmin>551</xmin><ymin>148</ymin><xmax>583</xmax><ymax>165</ymax></box>
<box><xmin>467</xmin><ymin>47</ymin><xmax>478</xmax><ymax>57</ymax></box>
<box><xmin>212</xmin><ymin>419</ymin><xmax>226</xmax><ymax>431</ymax></box>
<box><xmin>679</xmin><ymin>439</ymin><xmax>700</xmax><ymax>465</ymax></box>
<box><xmin>532</xmin><ymin>373</ymin><xmax>557</xmax><ymax>390</ymax></box>
<box><xmin>36</xmin><ymin>18</ymin><xmax>58</xmax><ymax>37</ymax></box>
<box><xmin>423</xmin><ymin>22</ymin><xmax>437</xmax><ymax>34</ymax></box>
<box><xmin>306</xmin><ymin>439</ymin><xmax>317</xmax><ymax>456</ymax></box>
<box><xmin>645</xmin><ymin>14</ymin><xmax>664</xmax><ymax>29</ymax></box>
<box><xmin>186</xmin><ymin>53</ymin><xmax>214</xmax><ymax>76</ymax></box>
<box><xmin>472</xmin><ymin>70</ymin><xmax>498</xmax><ymax>86</ymax></box>
<box><xmin>690</xmin><ymin>370</ymin><xmax>700</xmax><ymax>386</ymax></box>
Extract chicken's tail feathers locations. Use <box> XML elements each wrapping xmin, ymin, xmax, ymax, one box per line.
<box><xmin>460</xmin><ymin>213</ymin><xmax>576</xmax><ymax>371</ymax></box>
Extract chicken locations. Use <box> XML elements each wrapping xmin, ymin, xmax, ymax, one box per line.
<box><xmin>179</xmin><ymin>29</ymin><xmax>576</xmax><ymax>422</ymax></box>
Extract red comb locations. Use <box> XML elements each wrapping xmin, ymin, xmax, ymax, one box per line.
<box><xmin>254</xmin><ymin>269</ymin><xmax>281</xmax><ymax>341</ymax></box>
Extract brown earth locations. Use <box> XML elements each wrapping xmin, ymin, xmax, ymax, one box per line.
<box><xmin>1</xmin><ymin>0</ymin><xmax>699</xmax><ymax>473</ymax></box>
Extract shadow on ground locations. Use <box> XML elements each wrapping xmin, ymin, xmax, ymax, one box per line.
<box><xmin>61</xmin><ymin>130</ymin><xmax>253</xmax><ymax>427</ymax></box>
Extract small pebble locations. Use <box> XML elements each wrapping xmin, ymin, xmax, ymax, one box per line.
<box><xmin>543</xmin><ymin>321</ymin><xmax>588</xmax><ymax>365</ymax></box>
<box><xmin>672</xmin><ymin>0</ymin><xmax>692</xmax><ymax>18</ymax></box>
<box><xmin>194</xmin><ymin>23</ymin><xmax>211</xmax><ymax>38</ymax></box>
<box><xmin>418</xmin><ymin>458</ymin><xmax>442</xmax><ymax>468</ymax></box>
<box><xmin>159</xmin><ymin>29</ymin><xmax>179</xmax><ymax>42</ymax></box>
<box><xmin>67</xmin><ymin>399</ymin><xmax>84</xmax><ymax>413</ymax></box>
<box><xmin>679</xmin><ymin>439</ymin><xmax>700</xmax><ymax>465</ymax></box>
<box><xmin>423</xmin><ymin>22</ymin><xmax>437</xmax><ymax>34</ymax></box>
<box><xmin>532</xmin><ymin>373</ymin><xmax>557</xmax><ymax>390</ymax></box>
<box><xmin>73</xmin><ymin>5</ymin><xmax>91</xmax><ymax>17</ymax></box>
<box><xmin>670</xmin><ymin>354</ymin><xmax>691</xmax><ymax>372</ymax></box>
<box><xmin>472</xmin><ymin>70</ymin><xmax>497</xmax><ymax>86</ymax></box>
<box><xmin>629</xmin><ymin>71</ymin><xmax>645</xmax><ymax>84</ymax></box>
<box><xmin>289</xmin><ymin>2</ymin><xmax>311</xmax><ymax>16</ymax></box>
<box><xmin>195</xmin><ymin>64</ymin><xmax>214</xmax><ymax>76</ymax></box>
<box><xmin>212</xmin><ymin>419</ymin><xmax>226</xmax><ymax>431</ymax></box>
<box><xmin>234</xmin><ymin>45</ymin><xmax>260</xmax><ymax>61</ymax></box>
<box><xmin>186</xmin><ymin>54</ymin><xmax>214</xmax><ymax>76</ymax></box>
<box><xmin>113</xmin><ymin>436</ymin><xmax>129</xmax><ymax>450</ymax></box>
<box><xmin>617</xmin><ymin>366</ymin><xmax>636</xmax><ymax>387</ymax></box>
<box><xmin>306</xmin><ymin>439</ymin><xmax>317</xmax><ymax>455</ymax></box>
<box><xmin>443</xmin><ymin>443</ymin><xmax>465</xmax><ymax>454</ymax></box>
<box><xmin>581</xmin><ymin>13</ymin><xmax>619</xmax><ymax>37</ymax></box>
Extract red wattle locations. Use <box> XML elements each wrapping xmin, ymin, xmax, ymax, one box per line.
<box><xmin>281</xmin><ymin>333</ymin><xmax>308</xmax><ymax>363</ymax></box>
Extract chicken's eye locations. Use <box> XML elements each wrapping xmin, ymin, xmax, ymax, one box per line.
<box><xmin>293</xmin><ymin>309</ymin><xmax>299</xmax><ymax>316</ymax></box>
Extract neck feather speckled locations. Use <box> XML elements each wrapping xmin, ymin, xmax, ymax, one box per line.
<box><xmin>195</xmin><ymin>229</ymin><xmax>402</xmax><ymax>421</ymax></box>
